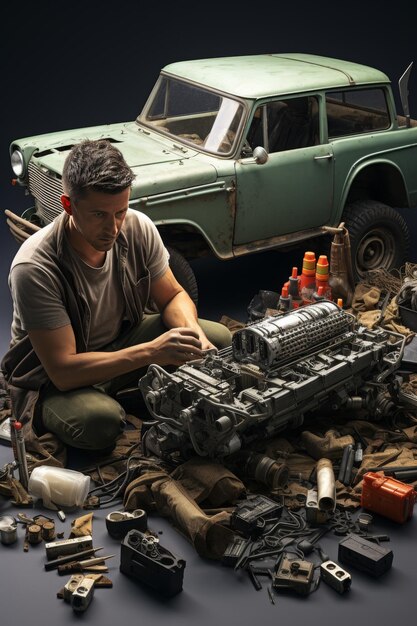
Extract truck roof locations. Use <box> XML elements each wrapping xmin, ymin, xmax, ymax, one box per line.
<box><xmin>163</xmin><ymin>53</ymin><xmax>390</xmax><ymax>99</ymax></box>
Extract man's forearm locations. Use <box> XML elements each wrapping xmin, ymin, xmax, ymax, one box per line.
<box><xmin>30</xmin><ymin>284</ymin><xmax>208</xmax><ymax>392</ymax></box>
<box><xmin>51</xmin><ymin>343</ymin><xmax>154</xmax><ymax>391</ymax></box>
<box><xmin>67</xmin><ymin>291</ymin><xmax>206</xmax><ymax>389</ymax></box>
<box><xmin>29</xmin><ymin>320</ymin><xmax>205</xmax><ymax>392</ymax></box>
<box><xmin>161</xmin><ymin>291</ymin><xmax>200</xmax><ymax>332</ymax></box>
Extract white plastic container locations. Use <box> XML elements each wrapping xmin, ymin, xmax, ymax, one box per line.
<box><xmin>28</xmin><ymin>466</ymin><xmax>90</xmax><ymax>510</ymax></box>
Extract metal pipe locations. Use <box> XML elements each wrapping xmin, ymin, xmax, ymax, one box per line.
<box><xmin>14</xmin><ymin>421</ymin><xmax>29</xmax><ymax>490</ymax></box>
<box><xmin>5</xmin><ymin>209</ymin><xmax>41</xmax><ymax>231</ymax></box>
<box><xmin>343</xmin><ymin>447</ymin><xmax>355</xmax><ymax>486</ymax></box>
<box><xmin>338</xmin><ymin>444</ymin><xmax>352</xmax><ymax>483</ymax></box>
<box><xmin>316</xmin><ymin>458</ymin><xmax>336</xmax><ymax>512</ymax></box>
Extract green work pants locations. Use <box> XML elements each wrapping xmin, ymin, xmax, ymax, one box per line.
<box><xmin>40</xmin><ymin>315</ymin><xmax>232</xmax><ymax>451</ymax></box>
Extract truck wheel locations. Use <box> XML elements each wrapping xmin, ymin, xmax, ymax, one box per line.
<box><xmin>166</xmin><ymin>246</ymin><xmax>198</xmax><ymax>306</ymax></box>
<box><xmin>342</xmin><ymin>200</ymin><xmax>410</xmax><ymax>279</ymax></box>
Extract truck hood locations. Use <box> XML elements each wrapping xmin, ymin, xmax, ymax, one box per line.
<box><xmin>18</xmin><ymin>122</ymin><xmax>217</xmax><ymax>193</ymax></box>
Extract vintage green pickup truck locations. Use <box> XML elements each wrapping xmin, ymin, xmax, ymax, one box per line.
<box><xmin>6</xmin><ymin>53</ymin><xmax>416</xmax><ymax>301</ymax></box>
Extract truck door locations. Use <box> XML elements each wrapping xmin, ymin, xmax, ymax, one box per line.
<box><xmin>234</xmin><ymin>96</ymin><xmax>334</xmax><ymax>245</ymax></box>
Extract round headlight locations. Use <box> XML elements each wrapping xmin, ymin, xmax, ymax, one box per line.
<box><xmin>11</xmin><ymin>149</ymin><xmax>25</xmax><ymax>177</ymax></box>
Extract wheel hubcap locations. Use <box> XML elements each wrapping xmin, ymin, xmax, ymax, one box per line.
<box><xmin>356</xmin><ymin>227</ymin><xmax>395</xmax><ymax>274</ymax></box>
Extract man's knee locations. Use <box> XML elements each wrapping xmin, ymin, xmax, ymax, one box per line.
<box><xmin>214</xmin><ymin>323</ymin><xmax>233</xmax><ymax>350</ymax></box>
<box><xmin>76</xmin><ymin>397</ymin><xmax>125</xmax><ymax>450</ymax></box>
<box><xmin>42</xmin><ymin>388</ymin><xmax>125</xmax><ymax>451</ymax></box>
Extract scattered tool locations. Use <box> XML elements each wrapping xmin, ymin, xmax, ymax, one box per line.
<box><xmin>57</xmin><ymin>554</ymin><xmax>115</xmax><ymax>575</ymax></box>
<box><xmin>45</xmin><ymin>547</ymin><xmax>103</xmax><ymax>571</ymax></box>
<box><xmin>13</xmin><ymin>421</ymin><xmax>29</xmax><ymax>490</ymax></box>
<box><xmin>57</xmin><ymin>574</ymin><xmax>113</xmax><ymax>600</ymax></box>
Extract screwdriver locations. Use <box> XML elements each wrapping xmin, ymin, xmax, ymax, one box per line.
<box><xmin>44</xmin><ymin>547</ymin><xmax>103</xmax><ymax>571</ymax></box>
<box><xmin>57</xmin><ymin>554</ymin><xmax>115</xmax><ymax>575</ymax></box>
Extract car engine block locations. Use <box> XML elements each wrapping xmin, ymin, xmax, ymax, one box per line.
<box><xmin>139</xmin><ymin>302</ymin><xmax>404</xmax><ymax>461</ymax></box>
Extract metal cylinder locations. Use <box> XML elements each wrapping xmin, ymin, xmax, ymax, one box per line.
<box><xmin>316</xmin><ymin>458</ymin><xmax>336</xmax><ymax>511</ymax></box>
<box><xmin>0</xmin><ymin>515</ymin><xmax>18</xmax><ymax>545</ymax></box>
<box><xmin>244</xmin><ymin>452</ymin><xmax>289</xmax><ymax>489</ymax></box>
<box><xmin>0</xmin><ymin>526</ymin><xmax>17</xmax><ymax>545</ymax></box>
<box><xmin>215</xmin><ymin>416</ymin><xmax>233</xmax><ymax>432</ymax></box>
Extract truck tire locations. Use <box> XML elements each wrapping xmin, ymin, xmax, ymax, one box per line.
<box><xmin>166</xmin><ymin>246</ymin><xmax>198</xmax><ymax>306</ymax></box>
<box><xmin>342</xmin><ymin>200</ymin><xmax>410</xmax><ymax>279</ymax></box>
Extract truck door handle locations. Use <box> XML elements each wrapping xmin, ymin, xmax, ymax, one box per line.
<box><xmin>314</xmin><ymin>153</ymin><xmax>333</xmax><ymax>161</ymax></box>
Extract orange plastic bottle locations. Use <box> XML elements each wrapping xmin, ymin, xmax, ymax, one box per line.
<box><xmin>300</xmin><ymin>251</ymin><xmax>316</xmax><ymax>303</ymax></box>
<box><xmin>315</xmin><ymin>255</ymin><xmax>332</xmax><ymax>300</ymax></box>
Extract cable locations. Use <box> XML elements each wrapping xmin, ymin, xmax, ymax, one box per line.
<box><xmin>86</xmin><ymin>453</ymin><xmax>144</xmax><ymax>507</ymax></box>
<box><xmin>202</xmin><ymin>396</ymin><xmax>269</xmax><ymax>424</ymax></box>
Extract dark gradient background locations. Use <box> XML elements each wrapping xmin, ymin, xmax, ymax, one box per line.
<box><xmin>1</xmin><ymin>3</ymin><xmax>417</xmax><ymax>625</ymax></box>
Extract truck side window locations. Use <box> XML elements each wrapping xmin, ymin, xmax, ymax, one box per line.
<box><xmin>246</xmin><ymin>97</ymin><xmax>319</xmax><ymax>153</ymax></box>
<box><xmin>326</xmin><ymin>88</ymin><xmax>390</xmax><ymax>138</ymax></box>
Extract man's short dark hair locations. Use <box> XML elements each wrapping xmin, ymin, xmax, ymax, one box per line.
<box><xmin>62</xmin><ymin>139</ymin><xmax>135</xmax><ymax>200</ymax></box>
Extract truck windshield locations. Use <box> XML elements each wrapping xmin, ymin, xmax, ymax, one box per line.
<box><xmin>139</xmin><ymin>75</ymin><xmax>244</xmax><ymax>155</ymax></box>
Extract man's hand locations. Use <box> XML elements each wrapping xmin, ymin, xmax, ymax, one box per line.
<box><xmin>148</xmin><ymin>327</ymin><xmax>205</xmax><ymax>366</ymax></box>
<box><xmin>150</xmin><ymin>267</ymin><xmax>218</xmax><ymax>355</ymax></box>
<box><xmin>195</xmin><ymin>331</ymin><xmax>217</xmax><ymax>353</ymax></box>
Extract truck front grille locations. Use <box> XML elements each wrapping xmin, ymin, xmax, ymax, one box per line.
<box><xmin>28</xmin><ymin>161</ymin><xmax>63</xmax><ymax>224</ymax></box>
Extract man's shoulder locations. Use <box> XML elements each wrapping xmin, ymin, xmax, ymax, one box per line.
<box><xmin>124</xmin><ymin>208</ymin><xmax>155</xmax><ymax>232</ymax></box>
<box><xmin>123</xmin><ymin>209</ymin><xmax>161</xmax><ymax>249</ymax></box>
<box><xmin>11</xmin><ymin>221</ymin><xmax>56</xmax><ymax>270</ymax></box>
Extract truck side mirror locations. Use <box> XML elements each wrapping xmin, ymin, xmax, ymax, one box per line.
<box><xmin>240</xmin><ymin>146</ymin><xmax>269</xmax><ymax>165</ymax></box>
<box><xmin>253</xmin><ymin>146</ymin><xmax>269</xmax><ymax>164</ymax></box>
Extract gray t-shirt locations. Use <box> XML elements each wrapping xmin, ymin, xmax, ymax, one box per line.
<box><xmin>9</xmin><ymin>210</ymin><xmax>169</xmax><ymax>349</ymax></box>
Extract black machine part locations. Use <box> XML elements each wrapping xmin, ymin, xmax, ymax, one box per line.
<box><xmin>222</xmin><ymin>536</ymin><xmax>248</xmax><ymax>568</ymax></box>
<box><xmin>231</xmin><ymin>495</ymin><xmax>283</xmax><ymax>537</ymax></box>
<box><xmin>120</xmin><ymin>530</ymin><xmax>185</xmax><ymax>597</ymax></box>
<box><xmin>338</xmin><ymin>533</ymin><xmax>393</xmax><ymax>577</ymax></box>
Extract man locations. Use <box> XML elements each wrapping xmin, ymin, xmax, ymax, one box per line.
<box><xmin>1</xmin><ymin>139</ymin><xmax>231</xmax><ymax>455</ymax></box>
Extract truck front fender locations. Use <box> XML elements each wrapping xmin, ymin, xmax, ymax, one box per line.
<box><xmin>130</xmin><ymin>179</ymin><xmax>236</xmax><ymax>260</ymax></box>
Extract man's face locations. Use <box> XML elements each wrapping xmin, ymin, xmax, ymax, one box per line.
<box><xmin>66</xmin><ymin>188</ymin><xmax>130</xmax><ymax>252</ymax></box>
